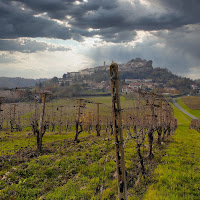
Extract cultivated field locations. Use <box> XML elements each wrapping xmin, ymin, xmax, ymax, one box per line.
<box><xmin>180</xmin><ymin>96</ymin><xmax>200</xmax><ymax>113</ymax></box>
<box><xmin>0</xmin><ymin>95</ymin><xmax>199</xmax><ymax>199</ymax></box>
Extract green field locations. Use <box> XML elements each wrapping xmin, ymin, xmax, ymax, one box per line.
<box><xmin>0</xmin><ymin>96</ymin><xmax>200</xmax><ymax>199</ymax></box>
<box><xmin>144</xmin><ymin>104</ymin><xmax>200</xmax><ymax>199</ymax></box>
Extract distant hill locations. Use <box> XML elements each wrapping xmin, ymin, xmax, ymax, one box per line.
<box><xmin>40</xmin><ymin>58</ymin><xmax>200</xmax><ymax>97</ymax></box>
<box><xmin>76</xmin><ymin>58</ymin><xmax>198</xmax><ymax>94</ymax></box>
<box><xmin>0</xmin><ymin>77</ymin><xmax>48</xmax><ymax>88</ymax></box>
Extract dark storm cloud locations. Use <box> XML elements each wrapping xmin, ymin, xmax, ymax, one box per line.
<box><xmin>86</xmin><ymin>25</ymin><xmax>200</xmax><ymax>75</ymax></box>
<box><xmin>1</xmin><ymin>0</ymin><xmax>200</xmax><ymax>44</ymax></box>
<box><xmin>155</xmin><ymin>0</ymin><xmax>200</xmax><ymax>24</ymax></box>
<box><xmin>68</xmin><ymin>0</ymin><xmax>200</xmax><ymax>32</ymax></box>
<box><xmin>0</xmin><ymin>39</ymin><xmax>71</xmax><ymax>53</ymax></box>
<box><xmin>0</xmin><ymin>0</ymin><xmax>72</xmax><ymax>40</ymax></box>
<box><xmin>153</xmin><ymin>25</ymin><xmax>200</xmax><ymax>60</ymax></box>
<box><xmin>13</xmin><ymin>0</ymin><xmax>117</xmax><ymax>19</ymax></box>
<box><xmin>15</xmin><ymin>0</ymin><xmax>200</xmax><ymax>30</ymax></box>
<box><xmin>1</xmin><ymin>0</ymin><xmax>200</xmax><ymax>43</ymax></box>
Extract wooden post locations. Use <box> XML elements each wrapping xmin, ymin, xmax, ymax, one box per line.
<box><xmin>51</xmin><ymin>105</ymin><xmax>55</xmax><ymax>132</ymax></box>
<box><xmin>76</xmin><ymin>98</ymin><xmax>81</xmax><ymax>135</ymax></box>
<box><xmin>10</xmin><ymin>104</ymin><xmax>16</xmax><ymax>132</ymax></box>
<box><xmin>148</xmin><ymin>93</ymin><xmax>155</xmax><ymax>159</ymax></box>
<box><xmin>110</xmin><ymin>63</ymin><xmax>127</xmax><ymax>200</ymax></box>
<box><xmin>58</xmin><ymin>105</ymin><xmax>64</xmax><ymax>134</ymax></box>
<box><xmin>37</xmin><ymin>92</ymin><xmax>48</xmax><ymax>152</ymax></box>
<box><xmin>34</xmin><ymin>98</ymin><xmax>38</xmax><ymax>125</ymax></box>
<box><xmin>162</xmin><ymin>101</ymin><xmax>168</xmax><ymax>140</ymax></box>
<box><xmin>157</xmin><ymin>97</ymin><xmax>163</xmax><ymax>144</ymax></box>
<box><xmin>39</xmin><ymin>93</ymin><xmax>46</xmax><ymax>134</ymax></box>
<box><xmin>13</xmin><ymin>104</ymin><xmax>16</xmax><ymax>124</ymax></box>
<box><xmin>15</xmin><ymin>111</ymin><xmax>21</xmax><ymax>131</ymax></box>
<box><xmin>74</xmin><ymin>98</ymin><xmax>83</xmax><ymax>142</ymax></box>
<box><xmin>0</xmin><ymin>97</ymin><xmax>4</xmax><ymax>131</ymax></box>
<box><xmin>96</xmin><ymin>103</ymin><xmax>101</xmax><ymax>136</ymax></box>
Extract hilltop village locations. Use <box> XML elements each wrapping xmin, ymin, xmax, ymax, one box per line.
<box><xmin>52</xmin><ymin>58</ymin><xmax>199</xmax><ymax>96</ymax></box>
<box><xmin>0</xmin><ymin>58</ymin><xmax>199</xmax><ymax>101</ymax></box>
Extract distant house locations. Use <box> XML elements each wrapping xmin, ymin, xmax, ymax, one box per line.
<box><xmin>80</xmin><ymin>69</ymin><xmax>95</xmax><ymax>76</ymax></box>
<box><xmin>125</xmin><ymin>79</ymin><xmax>141</xmax><ymax>83</ymax></box>
<box><xmin>191</xmin><ymin>84</ymin><xmax>198</xmax><ymax>90</ymax></box>
<box><xmin>94</xmin><ymin>65</ymin><xmax>109</xmax><ymax>71</ymax></box>
<box><xmin>63</xmin><ymin>72</ymin><xmax>80</xmax><ymax>78</ymax></box>
<box><xmin>70</xmin><ymin>72</ymin><xmax>80</xmax><ymax>77</ymax></box>
<box><xmin>144</xmin><ymin>79</ymin><xmax>152</xmax><ymax>83</ymax></box>
<box><xmin>80</xmin><ymin>70</ymin><xmax>90</xmax><ymax>76</ymax></box>
<box><xmin>164</xmin><ymin>87</ymin><xmax>180</xmax><ymax>95</ymax></box>
<box><xmin>122</xmin><ymin>83</ymin><xmax>142</xmax><ymax>93</ymax></box>
<box><xmin>145</xmin><ymin>82</ymin><xmax>154</xmax><ymax>89</ymax></box>
<box><xmin>122</xmin><ymin>86</ymin><xmax>133</xmax><ymax>93</ymax></box>
<box><xmin>58</xmin><ymin>78</ymin><xmax>72</xmax><ymax>86</ymax></box>
<box><xmin>83</xmin><ymin>80</ymin><xmax>95</xmax><ymax>87</ymax></box>
<box><xmin>129</xmin><ymin>82</ymin><xmax>143</xmax><ymax>89</ymax></box>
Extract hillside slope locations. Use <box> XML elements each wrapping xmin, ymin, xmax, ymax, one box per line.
<box><xmin>0</xmin><ymin>77</ymin><xmax>48</xmax><ymax>88</ymax></box>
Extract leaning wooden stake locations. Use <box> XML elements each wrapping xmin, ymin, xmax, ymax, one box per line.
<box><xmin>10</xmin><ymin>104</ymin><xmax>16</xmax><ymax>132</ymax></box>
<box><xmin>37</xmin><ymin>91</ymin><xmax>52</xmax><ymax>152</ymax></box>
<box><xmin>157</xmin><ymin>97</ymin><xmax>163</xmax><ymax>144</ymax></box>
<box><xmin>37</xmin><ymin>93</ymin><xmax>47</xmax><ymax>151</ymax></box>
<box><xmin>58</xmin><ymin>105</ymin><xmax>64</xmax><ymax>134</ymax></box>
<box><xmin>110</xmin><ymin>63</ymin><xmax>127</xmax><ymax>200</ymax></box>
<box><xmin>0</xmin><ymin>97</ymin><xmax>4</xmax><ymax>131</ymax></box>
<box><xmin>96</xmin><ymin>103</ymin><xmax>101</xmax><ymax>136</ymax></box>
<box><xmin>74</xmin><ymin>98</ymin><xmax>84</xmax><ymax>142</ymax></box>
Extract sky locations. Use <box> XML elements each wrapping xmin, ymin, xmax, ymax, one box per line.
<box><xmin>0</xmin><ymin>0</ymin><xmax>200</xmax><ymax>79</ymax></box>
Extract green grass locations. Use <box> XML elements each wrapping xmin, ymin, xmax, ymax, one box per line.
<box><xmin>88</xmin><ymin>96</ymin><xmax>135</xmax><ymax>108</ymax></box>
<box><xmin>144</xmin><ymin>104</ymin><xmax>200</xmax><ymax>199</ymax></box>
<box><xmin>1</xmin><ymin>96</ymin><xmax>200</xmax><ymax>199</ymax></box>
<box><xmin>0</xmin><ymin>131</ymin><xmax>90</xmax><ymax>156</ymax></box>
<box><xmin>176</xmin><ymin>98</ymin><xmax>200</xmax><ymax>119</ymax></box>
<box><xmin>0</xmin><ymin>133</ymin><xmax>117</xmax><ymax>200</ymax></box>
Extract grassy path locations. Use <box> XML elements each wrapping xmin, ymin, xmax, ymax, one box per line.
<box><xmin>144</xmin><ymin>105</ymin><xmax>200</xmax><ymax>200</ymax></box>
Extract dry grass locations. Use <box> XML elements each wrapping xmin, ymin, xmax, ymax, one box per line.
<box><xmin>181</xmin><ymin>96</ymin><xmax>200</xmax><ymax>110</ymax></box>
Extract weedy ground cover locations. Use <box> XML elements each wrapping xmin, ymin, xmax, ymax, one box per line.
<box><xmin>0</xmin><ymin>131</ymin><xmax>84</xmax><ymax>156</ymax></box>
<box><xmin>0</xmin><ymin>96</ymin><xmax>199</xmax><ymax>199</ymax></box>
<box><xmin>0</xmin><ymin>132</ymin><xmax>118</xmax><ymax>199</ymax></box>
<box><xmin>0</xmin><ymin>96</ymin><xmax>160</xmax><ymax>199</ymax></box>
<box><xmin>144</xmin><ymin>104</ymin><xmax>200</xmax><ymax>200</ymax></box>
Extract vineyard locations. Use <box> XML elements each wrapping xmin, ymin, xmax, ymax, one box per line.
<box><xmin>181</xmin><ymin>96</ymin><xmax>200</xmax><ymax>110</ymax></box>
<box><xmin>0</xmin><ymin>64</ymin><xmax>199</xmax><ymax>200</ymax></box>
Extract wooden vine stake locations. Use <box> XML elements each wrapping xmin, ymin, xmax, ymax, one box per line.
<box><xmin>74</xmin><ymin>98</ymin><xmax>84</xmax><ymax>142</ymax></box>
<box><xmin>58</xmin><ymin>105</ymin><xmax>64</xmax><ymax>134</ymax></box>
<box><xmin>37</xmin><ymin>91</ymin><xmax>52</xmax><ymax>152</ymax></box>
<box><xmin>96</xmin><ymin>103</ymin><xmax>101</xmax><ymax>136</ymax></box>
<box><xmin>37</xmin><ymin>93</ymin><xmax>47</xmax><ymax>151</ymax></box>
<box><xmin>0</xmin><ymin>97</ymin><xmax>4</xmax><ymax>131</ymax></box>
<box><xmin>110</xmin><ymin>63</ymin><xmax>127</xmax><ymax>200</ymax></box>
